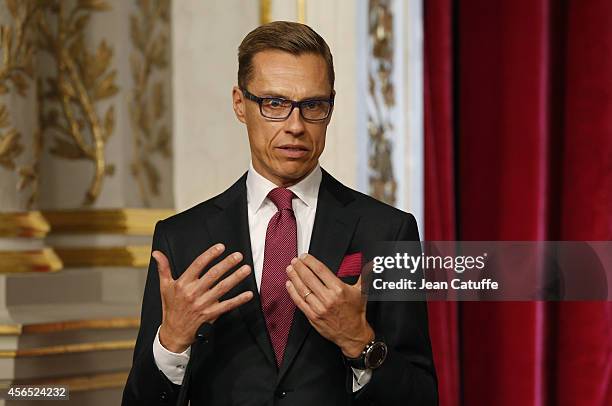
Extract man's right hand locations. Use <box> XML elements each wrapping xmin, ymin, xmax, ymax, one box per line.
<box><xmin>153</xmin><ymin>244</ymin><xmax>254</xmax><ymax>353</ymax></box>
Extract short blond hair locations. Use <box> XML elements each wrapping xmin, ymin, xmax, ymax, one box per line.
<box><xmin>238</xmin><ymin>21</ymin><xmax>335</xmax><ymax>89</ymax></box>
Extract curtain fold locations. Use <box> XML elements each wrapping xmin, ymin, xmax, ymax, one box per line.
<box><xmin>552</xmin><ymin>1</ymin><xmax>612</xmax><ymax>404</ymax></box>
<box><xmin>424</xmin><ymin>1</ymin><xmax>460</xmax><ymax>406</ymax></box>
<box><xmin>458</xmin><ymin>1</ymin><xmax>551</xmax><ymax>405</ymax></box>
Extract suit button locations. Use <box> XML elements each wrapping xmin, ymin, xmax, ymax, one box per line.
<box><xmin>160</xmin><ymin>391</ymin><xmax>168</xmax><ymax>403</ymax></box>
<box><xmin>275</xmin><ymin>389</ymin><xmax>287</xmax><ymax>399</ymax></box>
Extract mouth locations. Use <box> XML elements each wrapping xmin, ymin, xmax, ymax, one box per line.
<box><xmin>276</xmin><ymin>144</ymin><xmax>310</xmax><ymax>159</ymax></box>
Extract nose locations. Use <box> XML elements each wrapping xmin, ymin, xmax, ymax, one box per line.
<box><xmin>284</xmin><ymin>105</ymin><xmax>305</xmax><ymax>136</ymax></box>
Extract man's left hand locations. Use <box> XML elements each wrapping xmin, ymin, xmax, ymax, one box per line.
<box><xmin>285</xmin><ymin>254</ymin><xmax>374</xmax><ymax>358</ymax></box>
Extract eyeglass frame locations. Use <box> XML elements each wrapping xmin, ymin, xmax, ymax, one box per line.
<box><xmin>240</xmin><ymin>88</ymin><xmax>335</xmax><ymax>122</ymax></box>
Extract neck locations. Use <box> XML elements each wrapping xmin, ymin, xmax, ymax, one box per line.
<box><xmin>252</xmin><ymin>162</ymin><xmax>317</xmax><ymax>188</ymax></box>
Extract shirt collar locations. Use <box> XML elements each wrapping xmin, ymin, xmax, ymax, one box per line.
<box><xmin>246</xmin><ymin>162</ymin><xmax>322</xmax><ymax>213</ymax></box>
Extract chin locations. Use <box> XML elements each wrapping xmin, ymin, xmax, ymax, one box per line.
<box><xmin>275</xmin><ymin>161</ymin><xmax>313</xmax><ymax>181</ymax></box>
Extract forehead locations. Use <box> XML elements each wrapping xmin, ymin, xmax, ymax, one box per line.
<box><xmin>248</xmin><ymin>50</ymin><xmax>331</xmax><ymax>97</ymax></box>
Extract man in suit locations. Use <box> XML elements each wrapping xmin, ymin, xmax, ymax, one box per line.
<box><xmin>123</xmin><ymin>21</ymin><xmax>437</xmax><ymax>405</ymax></box>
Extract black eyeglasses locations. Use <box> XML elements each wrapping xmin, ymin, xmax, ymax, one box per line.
<box><xmin>240</xmin><ymin>88</ymin><xmax>334</xmax><ymax>122</ymax></box>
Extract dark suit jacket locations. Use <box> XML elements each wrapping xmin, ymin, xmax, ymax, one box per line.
<box><xmin>122</xmin><ymin>169</ymin><xmax>437</xmax><ymax>406</ymax></box>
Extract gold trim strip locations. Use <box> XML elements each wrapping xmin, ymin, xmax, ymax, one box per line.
<box><xmin>0</xmin><ymin>248</ymin><xmax>63</xmax><ymax>273</ymax></box>
<box><xmin>297</xmin><ymin>0</ymin><xmax>306</xmax><ymax>23</ymax></box>
<box><xmin>2</xmin><ymin>371</ymin><xmax>129</xmax><ymax>393</ymax></box>
<box><xmin>0</xmin><ymin>211</ymin><xmax>51</xmax><ymax>238</ymax></box>
<box><xmin>260</xmin><ymin>0</ymin><xmax>271</xmax><ymax>24</ymax></box>
<box><xmin>0</xmin><ymin>317</ymin><xmax>140</xmax><ymax>336</ymax></box>
<box><xmin>0</xmin><ymin>339</ymin><xmax>135</xmax><ymax>358</ymax></box>
<box><xmin>43</xmin><ymin>208</ymin><xmax>174</xmax><ymax>236</ymax></box>
<box><xmin>55</xmin><ymin>245</ymin><xmax>150</xmax><ymax>268</ymax></box>
<box><xmin>0</xmin><ymin>325</ymin><xmax>22</xmax><ymax>335</ymax></box>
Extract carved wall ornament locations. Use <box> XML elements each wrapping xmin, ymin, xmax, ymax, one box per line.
<box><xmin>38</xmin><ymin>0</ymin><xmax>118</xmax><ymax>206</ymax></box>
<box><xmin>129</xmin><ymin>0</ymin><xmax>171</xmax><ymax>207</ymax></box>
<box><xmin>0</xmin><ymin>0</ymin><xmax>41</xmax><ymax>208</ymax></box>
<box><xmin>367</xmin><ymin>0</ymin><xmax>397</xmax><ymax>205</ymax></box>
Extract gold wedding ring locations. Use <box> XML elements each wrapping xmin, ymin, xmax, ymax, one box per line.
<box><xmin>303</xmin><ymin>290</ymin><xmax>312</xmax><ymax>299</ymax></box>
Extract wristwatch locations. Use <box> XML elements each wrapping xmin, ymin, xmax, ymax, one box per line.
<box><xmin>345</xmin><ymin>338</ymin><xmax>388</xmax><ymax>370</ymax></box>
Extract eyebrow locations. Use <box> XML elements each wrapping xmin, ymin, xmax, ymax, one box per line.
<box><xmin>259</xmin><ymin>91</ymin><xmax>331</xmax><ymax>101</ymax></box>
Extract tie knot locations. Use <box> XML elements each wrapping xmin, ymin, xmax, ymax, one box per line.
<box><xmin>268</xmin><ymin>188</ymin><xmax>295</xmax><ymax>211</ymax></box>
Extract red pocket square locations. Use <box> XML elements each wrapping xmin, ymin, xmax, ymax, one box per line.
<box><xmin>337</xmin><ymin>252</ymin><xmax>363</xmax><ymax>277</ymax></box>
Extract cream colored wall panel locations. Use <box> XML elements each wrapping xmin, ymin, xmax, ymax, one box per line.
<box><xmin>173</xmin><ymin>0</ymin><xmax>258</xmax><ymax>211</ymax></box>
<box><xmin>306</xmin><ymin>0</ymin><xmax>358</xmax><ymax>189</ymax></box>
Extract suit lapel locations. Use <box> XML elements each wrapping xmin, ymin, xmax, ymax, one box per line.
<box><xmin>204</xmin><ymin>173</ymin><xmax>276</xmax><ymax>367</ymax></box>
<box><xmin>278</xmin><ymin>169</ymin><xmax>360</xmax><ymax>381</ymax></box>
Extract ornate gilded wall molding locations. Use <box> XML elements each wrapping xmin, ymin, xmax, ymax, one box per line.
<box><xmin>37</xmin><ymin>0</ymin><xmax>119</xmax><ymax>206</ymax></box>
<box><xmin>0</xmin><ymin>210</ymin><xmax>50</xmax><ymax>237</ymax></box>
<box><xmin>0</xmin><ymin>248</ymin><xmax>62</xmax><ymax>273</ymax></box>
<box><xmin>0</xmin><ymin>317</ymin><xmax>139</xmax><ymax>335</ymax></box>
<box><xmin>0</xmin><ymin>339</ymin><xmax>135</xmax><ymax>358</ymax></box>
<box><xmin>54</xmin><ymin>245</ymin><xmax>151</xmax><ymax>268</ymax></box>
<box><xmin>129</xmin><ymin>0</ymin><xmax>171</xmax><ymax>207</ymax></box>
<box><xmin>43</xmin><ymin>208</ymin><xmax>172</xmax><ymax>267</ymax></box>
<box><xmin>367</xmin><ymin>0</ymin><xmax>397</xmax><ymax>205</ymax></box>
<box><xmin>43</xmin><ymin>208</ymin><xmax>173</xmax><ymax>235</ymax></box>
<box><xmin>0</xmin><ymin>317</ymin><xmax>140</xmax><ymax>335</ymax></box>
<box><xmin>0</xmin><ymin>0</ymin><xmax>42</xmax><ymax>208</ymax></box>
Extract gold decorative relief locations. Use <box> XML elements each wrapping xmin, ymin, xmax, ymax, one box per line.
<box><xmin>0</xmin><ymin>0</ymin><xmax>41</xmax><ymax>208</ymax></box>
<box><xmin>38</xmin><ymin>0</ymin><xmax>118</xmax><ymax>206</ymax></box>
<box><xmin>16</xmin><ymin>82</ymin><xmax>44</xmax><ymax>208</ymax></box>
<box><xmin>367</xmin><ymin>0</ymin><xmax>397</xmax><ymax>205</ymax></box>
<box><xmin>129</xmin><ymin>0</ymin><xmax>171</xmax><ymax>206</ymax></box>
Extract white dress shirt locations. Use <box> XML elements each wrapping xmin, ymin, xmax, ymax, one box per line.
<box><xmin>153</xmin><ymin>163</ymin><xmax>371</xmax><ymax>391</ymax></box>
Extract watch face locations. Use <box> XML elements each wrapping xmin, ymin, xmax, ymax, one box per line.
<box><xmin>365</xmin><ymin>341</ymin><xmax>387</xmax><ymax>369</ymax></box>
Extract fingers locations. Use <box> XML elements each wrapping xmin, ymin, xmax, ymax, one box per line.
<box><xmin>199</xmin><ymin>251</ymin><xmax>245</xmax><ymax>291</ymax></box>
<box><xmin>286</xmin><ymin>280</ymin><xmax>320</xmax><ymax>322</ymax></box>
<box><xmin>182</xmin><ymin>243</ymin><xmax>226</xmax><ymax>282</ymax></box>
<box><xmin>208</xmin><ymin>264</ymin><xmax>252</xmax><ymax>299</ymax></box>
<box><xmin>205</xmin><ymin>290</ymin><xmax>254</xmax><ymax>321</ymax></box>
<box><xmin>289</xmin><ymin>258</ymin><xmax>328</xmax><ymax>298</ymax></box>
<box><xmin>286</xmin><ymin>263</ymin><xmax>326</xmax><ymax>313</ymax></box>
<box><xmin>153</xmin><ymin>250</ymin><xmax>173</xmax><ymax>285</ymax></box>
<box><xmin>298</xmin><ymin>254</ymin><xmax>339</xmax><ymax>287</ymax></box>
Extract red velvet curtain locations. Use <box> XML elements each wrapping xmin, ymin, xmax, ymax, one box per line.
<box><xmin>424</xmin><ymin>1</ymin><xmax>612</xmax><ymax>405</ymax></box>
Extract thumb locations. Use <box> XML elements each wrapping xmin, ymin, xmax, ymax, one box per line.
<box><xmin>152</xmin><ymin>250</ymin><xmax>172</xmax><ymax>286</ymax></box>
<box><xmin>354</xmin><ymin>274</ymin><xmax>370</xmax><ymax>300</ymax></box>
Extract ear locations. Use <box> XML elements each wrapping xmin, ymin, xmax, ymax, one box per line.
<box><xmin>326</xmin><ymin>89</ymin><xmax>336</xmax><ymax>123</ymax></box>
<box><xmin>232</xmin><ymin>86</ymin><xmax>247</xmax><ymax>124</ymax></box>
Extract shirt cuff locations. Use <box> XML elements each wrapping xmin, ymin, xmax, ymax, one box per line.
<box><xmin>152</xmin><ymin>326</ymin><xmax>191</xmax><ymax>385</ymax></box>
<box><xmin>351</xmin><ymin>367</ymin><xmax>372</xmax><ymax>392</ymax></box>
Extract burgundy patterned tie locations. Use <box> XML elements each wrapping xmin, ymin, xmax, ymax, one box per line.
<box><xmin>260</xmin><ymin>187</ymin><xmax>297</xmax><ymax>367</ymax></box>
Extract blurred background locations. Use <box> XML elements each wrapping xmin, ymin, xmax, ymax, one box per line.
<box><xmin>0</xmin><ymin>0</ymin><xmax>609</xmax><ymax>405</ymax></box>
